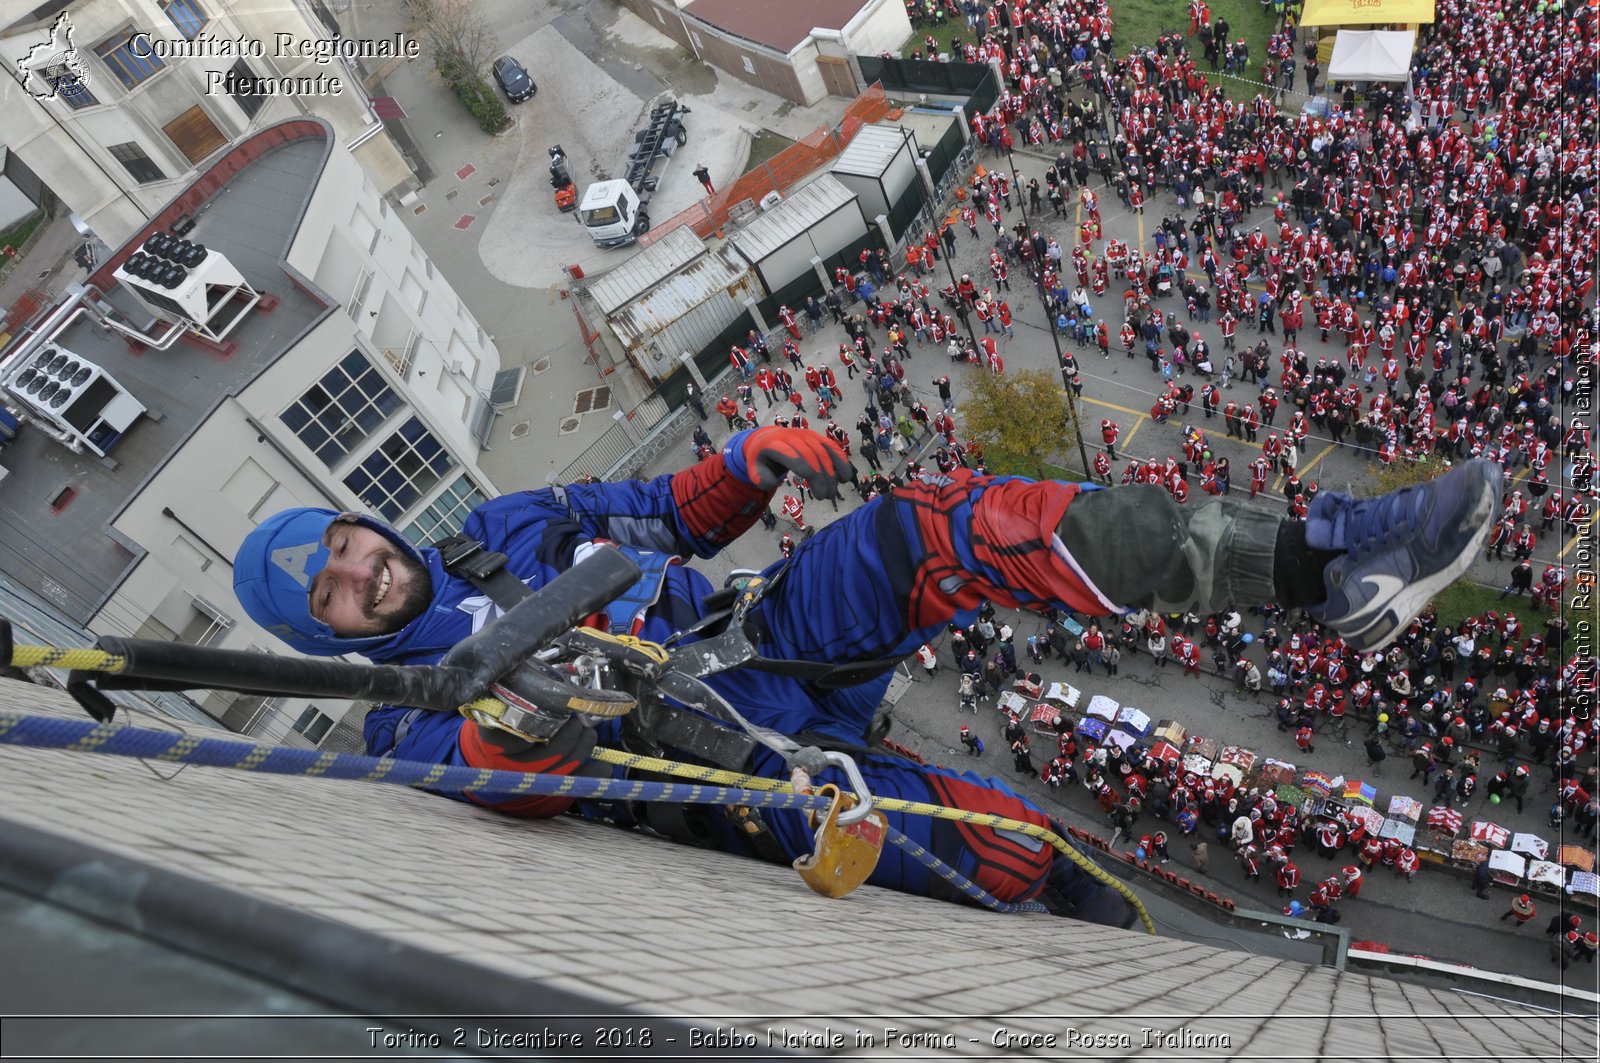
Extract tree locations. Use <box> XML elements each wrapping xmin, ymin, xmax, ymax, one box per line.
<box><xmin>408</xmin><ymin>0</ymin><xmax>509</xmax><ymax>134</ymax></box>
<box><xmin>961</xmin><ymin>369</ymin><xmax>1076</xmax><ymax>477</ymax></box>
<box><xmin>409</xmin><ymin>0</ymin><xmax>499</xmax><ymax>86</ymax></box>
<box><xmin>1363</xmin><ymin>452</ymin><xmax>1452</xmax><ymax>497</ymax></box>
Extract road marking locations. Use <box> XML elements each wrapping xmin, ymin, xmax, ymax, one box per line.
<box><xmin>1079</xmin><ymin>394</ymin><xmax>1149</xmax><ymax>419</ymax></box>
<box><xmin>1296</xmin><ymin>442</ymin><xmax>1337</xmax><ymax>479</ymax></box>
<box><xmin>1559</xmin><ymin>517</ymin><xmax>1595</xmax><ymax>560</ymax></box>
<box><xmin>1121</xmin><ymin>413</ymin><xmax>1148</xmax><ymax>452</ymax></box>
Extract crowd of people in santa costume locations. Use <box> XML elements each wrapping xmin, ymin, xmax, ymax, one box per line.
<box><xmin>889</xmin><ymin>0</ymin><xmax>1600</xmax><ymax>936</ymax></box>
<box><xmin>951</xmin><ymin>586</ymin><xmax>1596</xmax><ymax>927</ymax></box>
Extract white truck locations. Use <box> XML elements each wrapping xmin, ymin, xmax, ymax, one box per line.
<box><xmin>578</xmin><ymin>97</ymin><xmax>690</xmax><ymax>249</ymax></box>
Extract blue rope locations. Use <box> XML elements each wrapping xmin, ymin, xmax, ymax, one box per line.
<box><xmin>0</xmin><ymin>710</ymin><xmax>1042</xmax><ymax>914</ymax></box>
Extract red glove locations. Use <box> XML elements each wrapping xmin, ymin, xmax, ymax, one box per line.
<box><xmin>457</xmin><ymin>716</ymin><xmax>597</xmax><ymax>819</ymax></box>
<box><xmin>739</xmin><ymin>426</ymin><xmax>855</xmax><ymax>499</ymax></box>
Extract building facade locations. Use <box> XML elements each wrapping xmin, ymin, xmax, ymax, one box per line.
<box><xmin>619</xmin><ymin>0</ymin><xmax>911</xmax><ymax>105</ymax></box>
<box><xmin>0</xmin><ymin>0</ymin><xmax>414</xmax><ymax>248</ymax></box>
<box><xmin>0</xmin><ymin>117</ymin><xmax>499</xmax><ymax>747</ymax></box>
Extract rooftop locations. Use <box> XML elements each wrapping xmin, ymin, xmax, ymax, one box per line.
<box><xmin>729</xmin><ymin>173</ymin><xmax>858</xmax><ymax>263</ymax></box>
<box><xmin>683</xmin><ymin>0</ymin><xmax>868</xmax><ymax>54</ymax></box>
<box><xmin>0</xmin><ymin>679</ymin><xmax>1586</xmax><ymax>1057</ymax></box>
<box><xmin>0</xmin><ymin>122</ymin><xmax>335</xmax><ymax>626</ymax></box>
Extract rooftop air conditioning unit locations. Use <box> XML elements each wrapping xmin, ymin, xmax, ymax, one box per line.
<box><xmin>0</xmin><ymin>342</ymin><xmax>146</xmax><ymax>456</ymax></box>
<box><xmin>113</xmin><ymin>230</ymin><xmax>262</xmax><ymax>342</ymax></box>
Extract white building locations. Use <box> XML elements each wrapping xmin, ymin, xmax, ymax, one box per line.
<box><xmin>0</xmin><ymin>0</ymin><xmax>415</xmax><ymax>248</ymax></box>
<box><xmin>0</xmin><ymin>116</ymin><xmax>501</xmax><ymax>747</ymax></box>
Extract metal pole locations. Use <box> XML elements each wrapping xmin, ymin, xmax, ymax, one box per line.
<box><xmin>1043</xmin><ymin>288</ymin><xmax>1095</xmax><ymax>480</ymax></box>
<box><xmin>940</xmin><ymin>229</ymin><xmax>980</xmax><ymax>350</ymax></box>
<box><xmin>1009</xmin><ymin>149</ymin><xmax>1091</xmax><ymax>479</ymax></box>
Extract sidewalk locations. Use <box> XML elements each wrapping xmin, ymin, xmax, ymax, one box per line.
<box><xmin>345</xmin><ymin>0</ymin><xmax>854</xmax><ymax>494</ymax></box>
<box><xmin>0</xmin><ymin>214</ymin><xmax>83</xmax><ymax>320</ymax></box>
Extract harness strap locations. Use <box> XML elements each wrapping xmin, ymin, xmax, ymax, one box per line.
<box><xmin>437</xmin><ymin>534</ymin><xmax>755</xmax><ymax>771</ymax></box>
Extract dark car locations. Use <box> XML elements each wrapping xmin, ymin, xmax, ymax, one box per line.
<box><xmin>492</xmin><ymin>56</ymin><xmax>535</xmax><ymax>103</ymax></box>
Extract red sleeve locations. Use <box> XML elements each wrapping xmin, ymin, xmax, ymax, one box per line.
<box><xmin>670</xmin><ymin>455</ymin><xmax>770</xmax><ymax>550</ymax></box>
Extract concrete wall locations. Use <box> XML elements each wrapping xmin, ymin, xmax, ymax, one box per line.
<box><xmin>288</xmin><ymin>139</ymin><xmax>503</xmax><ymax>466</ymax></box>
<box><xmin>0</xmin><ymin>0</ymin><xmax>412</xmax><ymax>247</ymax></box>
<box><xmin>681</xmin><ymin>19</ymin><xmax>809</xmax><ymax>104</ymax></box>
<box><xmin>0</xmin><ymin>178</ymin><xmax>39</xmax><ymax>230</ymax></box>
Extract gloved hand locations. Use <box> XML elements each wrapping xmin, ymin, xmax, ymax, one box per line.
<box><xmin>458</xmin><ymin>715</ymin><xmax>599</xmax><ymax>818</ymax></box>
<box><xmin>738</xmin><ymin>426</ymin><xmax>855</xmax><ymax>499</ymax></box>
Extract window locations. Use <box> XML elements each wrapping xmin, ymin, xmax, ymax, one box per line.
<box><xmin>402</xmin><ymin>474</ymin><xmax>489</xmax><ymax>546</ymax></box>
<box><xmin>292</xmin><ymin>706</ymin><xmax>333</xmax><ymax>744</ymax></box>
<box><xmin>108</xmin><ymin>142</ymin><xmax>166</xmax><ymax>185</ymax></box>
<box><xmin>343</xmin><ymin>416</ymin><xmax>456</xmax><ymax>522</ymax></box>
<box><xmin>224</xmin><ymin>60</ymin><xmax>265</xmax><ymax>118</ymax></box>
<box><xmin>45</xmin><ymin>66</ymin><xmax>97</xmax><ymax>109</ymax></box>
<box><xmin>161</xmin><ymin>0</ymin><xmax>208</xmax><ymax>39</ymax></box>
<box><xmin>163</xmin><ymin>104</ymin><xmax>227</xmax><ymax>164</ymax></box>
<box><xmin>180</xmin><ymin>595</ymin><xmax>233</xmax><ymax>647</ymax></box>
<box><xmin>95</xmin><ymin>31</ymin><xmax>164</xmax><ymax>89</ymax></box>
<box><xmin>280</xmin><ymin>350</ymin><xmax>402</xmax><ymax>467</ymax></box>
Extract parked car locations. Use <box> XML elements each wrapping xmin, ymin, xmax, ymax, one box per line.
<box><xmin>492</xmin><ymin>56</ymin><xmax>535</xmax><ymax>103</ymax></box>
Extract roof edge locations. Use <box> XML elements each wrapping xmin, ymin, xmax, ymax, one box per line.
<box><xmin>0</xmin><ymin>814</ymin><xmax>767</xmax><ymax>1050</ymax></box>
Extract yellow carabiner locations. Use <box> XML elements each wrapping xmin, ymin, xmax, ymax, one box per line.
<box><xmin>792</xmin><ymin>783</ymin><xmax>886</xmax><ymax>899</ymax></box>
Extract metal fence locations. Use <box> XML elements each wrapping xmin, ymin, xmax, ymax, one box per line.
<box><xmin>857</xmin><ymin>56</ymin><xmax>997</xmax><ymax>107</ymax></box>
<box><xmin>924</xmin><ymin>115</ymin><xmax>968</xmax><ymax>186</ymax></box>
<box><xmin>556</xmin><ymin>364</ymin><xmax>734</xmax><ymax>485</ymax></box>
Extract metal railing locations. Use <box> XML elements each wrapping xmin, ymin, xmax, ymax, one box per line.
<box><xmin>556</xmin><ymin>365</ymin><xmax>735</xmax><ymax>485</ymax></box>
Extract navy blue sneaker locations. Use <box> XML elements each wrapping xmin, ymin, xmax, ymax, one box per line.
<box><xmin>1305</xmin><ymin>460</ymin><xmax>1503</xmax><ymax>652</ymax></box>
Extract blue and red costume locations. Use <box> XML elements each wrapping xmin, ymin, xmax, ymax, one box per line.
<box><xmin>235</xmin><ymin>428</ymin><xmax>1129</xmax><ymax>921</ymax></box>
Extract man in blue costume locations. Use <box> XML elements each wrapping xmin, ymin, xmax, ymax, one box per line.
<box><xmin>235</xmin><ymin>425</ymin><xmax>1499</xmax><ymax>926</ymax></box>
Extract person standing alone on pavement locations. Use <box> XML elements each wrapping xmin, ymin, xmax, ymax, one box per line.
<box><xmin>1471</xmin><ymin>855</ymin><xmax>1492</xmax><ymax>899</ymax></box>
<box><xmin>1501</xmin><ymin>893</ymin><xmax>1536</xmax><ymax>928</ymax></box>
<box><xmin>1364</xmin><ymin>734</ymin><xmax>1387</xmax><ymax>774</ymax></box>
<box><xmin>684</xmin><ymin>380</ymin><xmax>708</xmax><ymax>421</ymax></box>
<box><xmin>693</xmin><ymin>163</ymin><xmax>714</xmax><ymax>195</ymax></box>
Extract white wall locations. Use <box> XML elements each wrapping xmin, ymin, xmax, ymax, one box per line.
<box><xmin>843</xmin><ymin>0</ymin><xmax>914</xmax><ymax>56</ymax></box>
<box><xmin>287</xmin><ymin>139</ymin><xmax>502</xmax><ymax>465</ymax></box>
<box><xmin>0</xmin><ymin>0</ymin><xmax>410</xmax><ymax>247</ymax></box>
<box><xmin>0</xmin><ymin>178</ymin><xmax>38</xmax><ymax>231</ymax></box>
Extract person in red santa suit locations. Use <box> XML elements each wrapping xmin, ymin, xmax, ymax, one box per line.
<box><xmin>1275</xmin><ymin>853</ymin><xmax>1301</xmax><ymax>897</ymax></box>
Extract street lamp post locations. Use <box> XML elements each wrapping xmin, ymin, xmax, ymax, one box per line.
<box><xmin>1008</xmin><ymin>148</ymin><xmax>1093</xmax><ymax>480</ymax></box>
<box><xmin>940</xmin><ymin>233</ymin><xmax>981</xmax><ymax>351</ymax></box>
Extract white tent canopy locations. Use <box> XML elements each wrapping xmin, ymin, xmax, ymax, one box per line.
<box><xmin>1327</xmin><ymin>30</ymin><xmax>1415</xmax><ymax>82</ymax></box>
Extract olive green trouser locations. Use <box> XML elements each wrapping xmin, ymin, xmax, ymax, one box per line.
<box><xmin>1057</xmin><ymin>484</ymin><xmax>1283</xmax><ymax>615</ymax></box>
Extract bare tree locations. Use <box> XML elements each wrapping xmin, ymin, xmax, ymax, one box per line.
<box><xmin>408</xmin><ymin>0</ymin><xmax>499</xmax><ymax>83</ymax></box>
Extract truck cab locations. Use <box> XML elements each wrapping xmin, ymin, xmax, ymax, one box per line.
<box><xmin>578</xmin><ymin>180</ymin><xmax>649</xmax><ymax>249</ymax></box>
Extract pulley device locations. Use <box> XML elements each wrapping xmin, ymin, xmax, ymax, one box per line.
<box><xmin>7</xmin><ymin>544</ymin><xmax>884</xmax><ymax>898</ymax></box>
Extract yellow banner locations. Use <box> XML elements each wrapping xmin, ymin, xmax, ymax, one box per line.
<box><xmin>1300</xmin><ymin>0</ymin><xmax>1436</xmax><ymax>26</ymax></box>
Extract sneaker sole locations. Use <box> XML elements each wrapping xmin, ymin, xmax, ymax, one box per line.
<box><xmin>1345</xmin><ymin>466</ymin><xmax>1501</xmax><ymax>652</ymax></box>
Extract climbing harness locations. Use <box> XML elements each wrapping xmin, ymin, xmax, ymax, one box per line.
<box><xmin>0</xmin><ymin>544</ymin><xmax>1153</xmax><ymax>932</ymax></box>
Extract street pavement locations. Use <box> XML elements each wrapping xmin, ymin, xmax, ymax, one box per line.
<box><xmin>350</xmin><ymin>0</ymin><xmax>854</xmax><ymax>490</ymax></box>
